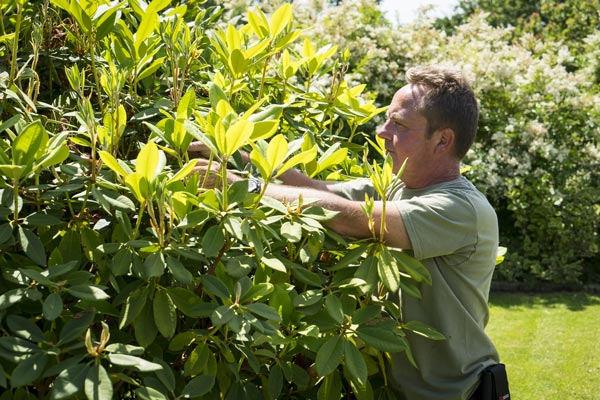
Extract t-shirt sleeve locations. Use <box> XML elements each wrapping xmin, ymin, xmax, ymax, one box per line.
<box><xmin>394</xmin><ymin>192</ymin><xmax>478</xmax><ymax>261</ymax></box>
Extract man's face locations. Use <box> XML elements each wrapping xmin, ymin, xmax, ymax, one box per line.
<box><xmin>377</xmin><ymin>84</ymin><xmax>434</xmax><ymax>175</ymax></box>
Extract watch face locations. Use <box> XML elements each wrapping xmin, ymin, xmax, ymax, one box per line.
<box><xmin>248</xmin><ymin>178</ymin><xmax>260</xmax><ymax>193</ymax></box>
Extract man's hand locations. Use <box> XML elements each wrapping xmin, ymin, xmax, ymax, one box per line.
<box><xmin>193</xmin><ymin>158</ymin><xmax>243</xmax><ymax>189</ymax></box>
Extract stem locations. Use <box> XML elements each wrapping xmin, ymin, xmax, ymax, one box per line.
<box><xmin>12</xmin><ymin>179</ymin><xmax>19</xmax><ymax>222</ymax></box>
<box><xmin>9</xmin><ymin>1</ymin><xmax>22</xmax><ymax>84</ymax></box>
<box><xmin>88</xmin><ymin>30</ymin><xmax>105</xmax><ymax>115</ymax></box>
<box><xmin>132</xmin><ymin>201</ymin><xmax>146</xmax><ymax>240</ymax></box>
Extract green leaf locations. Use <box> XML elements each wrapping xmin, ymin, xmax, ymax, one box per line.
<box><xmin>153</xmin><ymin>290</ymin><xmax>177</xmax><ymax>339</ymax></box>
<box><xmin>134</xmin><ymin>303</ymin><xmax>158</xmax><ymax>348</ymax></box>
<box><xmin>85</xmin><ymin>364</ymin><xmax>113</xmax><ymax>400</ymax></box>
<box><xmin>393</xmin><ymin>250</ymin><xmax>431</xmax><ymax>284</ymax></box>
<box><xmin>119</xmin><ymin>287</ymin><xmax>150</xmax><ymax>330</ymax></box>
<box><xmin>166</xmin><ymin>256</ymin><xmax>194</xmax><ymax>285</ymax></box>
<box><xmin>107</xmin><ymin>354</ymin><xmax>163</xmax><ymax>371</ymax></box>
<box><xmin>315</xmin><ymin>336</ymin><xmax>344</xmax><ymax>377</ymax></box>
<box><xmin>281</xmin><ymin>220</ymin><xmax>302</xmax><ymax>243</ymax></box>
<box><xmin>377</xmin><ymin>248</ymin><xmax>400</xmax><ymax>292</ymax></box>
<box><xmin>43</xmin><ymin>293</ymin><xmax>64</xmax><ymax>321</ymax></box>
<box><xmin>201</xmin><ymin>225</ymin><xmax>226</xmax><ymax>258</ymax></box>
<box><xmin>134</xmin><ymin>10</ymin><xmax>159</xmax><ymax>56</ymax></box>
<box><xmin>13</xmin><ymin>121</ymin><xmax>47</xmax><ymax>166</ymax></box>
<box><xmin>11</xmin><ymin>353</ymin><xmax>48</xmax><ymax>387</ymax></box>
<box><xmin>50</xmin><ymin>364</ymin><xmax>89</xmax><ymax>400</ymax></box>
<box><xmin>136</xmin><ymin>141</ymin><xmax>164</xmax><ymax>184</ymax></box>
<box><xmin>66</xmin><ymin>285</ymin><xmax>110</xmax><ymax>301</ymax></box>
<box><xmin>18</xmin><ymin>226</ymin><xmax>46</xmax><ymax>266</ymax></box>
<box><xmin>6</xmin><ymin>315</ymin><xmax>44</xmax><ymax>342</ymax></box>
<box><xmin>181</xmin><ymin>375</ymin><xmax>215</xmax><ymax>397</ymax></box>
<box><xmin>356</xmin><ymin>326</ymin><xmax>409</xmax><ymax>353</ymax></box>
<box><xmin>143</xmin><ymin>252</ymin><xmax>166</xmax><ymax>279</ymax></box>
<box><xmin>134</xmin><ymin>386</ymin><xmax>168</xmax><ymax>400</ymax></box>
<box><xmin>184</xmin><ymin>342</ymin><xmax>211</xmax><ymax>376</ymax></box>
<box><xmin>58</xmin><ymin>309</ymin><xmax>95</xmax><ymax>345</ymax></box>
<box><xmin>262</xmin><ymin>256</ymin><xmax>287</xmax><ymax>272</ymax></box>
<box><xmin>324</xmin><ymin>295</ymin><xmax>344</xmax><ymax>325</ymax></box>
<box><xmin>246</xmin><ymin>303</ymin><xmax>281</xmax><ymax>321</ymax></box>
<box><xmin>403</xmin><ymin>321</ymin><xmax>446</xmax><ymax>340</ymax></box>
<box><xmin>0</xmin><ymin>222</ymin><xmax>13</xmax><ymax>244</ymax></box>
<box><xmin>98</xmin><ymin>150</ymin><xmax>129</xmax><ymax>177</ymax></box>
<box><xmin>269</xmin><ymin>3</ymin><xmax>292</xmax><ymax>37</ymax></box>
<box><xmin>268</xmin><ymin>365</ymin><xmax>283</xmax><ymax>399</ymax></box>
<box><xmin>225</xmin><ymin>119</ymin><xmax>253</xmax><ymax>157</ymax></box>
<box><xmin>293</xmin><ymin>289</ymin><xmax>322</xmax><ymax>307</ymax></box>
<box><xmin>317</xmin><ymin>371</ymin><xmax>342</xmax><ymax>400</ymax></box>
<box><xmin>201</xmin><ymin>275</ymin><xmax>230</xmax><ymax>299</ymax></box>
<box><xmin>344</xmin><ymin>340</ymin><xmax>367</xmax><ymax>386</ymax></box>
<box><xmin>152</xmin><ymin>357</ymin><xmax>176</xmax><ymax>393</ymax></box>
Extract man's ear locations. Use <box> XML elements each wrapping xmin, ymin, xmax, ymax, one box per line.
<box><xmin>433</xmin><ymin>128</ymin><xmax>455</xmax><ymax>154</ymax></box>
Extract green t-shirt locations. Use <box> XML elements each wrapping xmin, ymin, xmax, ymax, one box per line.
<box><xmin>331</xmin><ymin>176</ymin><xmax>499</xmax><ymax>400</ymax></box>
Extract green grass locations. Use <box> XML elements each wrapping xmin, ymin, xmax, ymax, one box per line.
<box><xmin>486</xmin><ymin>292</ymin><xmax>600</xmax><ymax>400</ymax></box>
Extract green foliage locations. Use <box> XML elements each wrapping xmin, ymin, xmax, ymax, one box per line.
<box><xmin>0</xmin><ymin>1</ymin><xmax>435</xmax><ymax>399</ymax></box>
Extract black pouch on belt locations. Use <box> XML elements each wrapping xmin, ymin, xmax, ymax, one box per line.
<box><xmin>480</xmin><ymin>363</ymin><xmax>511</xmax><ymax>400</ymax></box>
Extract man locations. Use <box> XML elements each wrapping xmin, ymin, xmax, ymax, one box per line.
<box><xmin>193</xmin><ymin>65</ymin><xmax>500</xmax><ymax>399</ymax></box>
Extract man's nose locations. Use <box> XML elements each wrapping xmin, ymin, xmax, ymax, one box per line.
<box><xmin>377</xmin><ymin>120</ymin><xmax>391</xmax><ymax>138</ymax></box>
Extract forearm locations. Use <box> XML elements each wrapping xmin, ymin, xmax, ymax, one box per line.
<box><xmin>263</xmin><ymin>183</ymin><xmax>373</xmax><ymax>239</ymax></box>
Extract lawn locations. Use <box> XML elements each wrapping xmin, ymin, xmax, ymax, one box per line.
<box><xmin>486</xmin><ymin>292</ymin><xmax>600</xmax><ymax>400</ymax></box>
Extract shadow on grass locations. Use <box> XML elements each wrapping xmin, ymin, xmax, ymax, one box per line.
<box><xmin>489</xmin><ymin>291</ymin><xmax>600</xmax><ymax>312</ymax></box>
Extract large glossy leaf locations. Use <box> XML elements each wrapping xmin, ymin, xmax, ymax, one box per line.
<box><xmin>107</xmin><ymin>354</ymin><xmax>162</xmax><ymax>371</ymax></box>
<box><xmin>85</xmin><ymin>363</ymin><xmax>113</xmax><ymax>400</ymax></box>
<box><xmin>377</xmin><ymin>247</ymin><xmax>400</xmax><ymax>292</ymax></box>
<box><xmin>43</xmin><ymin>293</ymin><xmax>63</xmax><ymax>321</ymax></box>
<box><xmin>153</xmin><ymin>289</ymin><xmax>177</xmax><ymax>338</ymax></box>
<box><xmin>343</xmin><ymin>340</ymin><xmax>367</xmax><ymax>386</ymax></box>
<box><xmin>50</xmin><ymin>364</ymin><xmax>89</xmax><ymax>400</ymax></box>
<box><xmin>181</xmin><ymin>375</ymin><xmax>215</xmax><ymax>397</ymax></box>
<box><xmin>18</xmin><ymin>226</ymin><xmax>46</xmax><ymax>266</ymax></box>
<box><xmin>315</xmin><ymin>336</ymin><xmax>344</xmax><ymax>377</ymax></box>
<box><xmin>13</xmin><ymin>120</ymin><xmax>47</xmax><ymax>167</ymax></box>
<box><xmin>6</xmin><ymin>315</ymin><xmax>45</xmax><ymax>342</ymax></box>
<box><xmin>356</xmin><ymin>326</ymin><xmax>408</xmax><ymax>353</ymax></box>
<box><xmin>10</xmin><ymin>353</ymin><xmax>47</xmax><ymax>387</ymax></box>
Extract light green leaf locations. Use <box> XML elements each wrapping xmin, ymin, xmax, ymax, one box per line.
<box><xmin>378</xmin><ymin>248</ymin><xmax>400</xmax><ymax>292</ymax></box>
<box><xmin>269</xmin><ymin>3</ymin><xmax>292</xmax><ymax>37</ymax></box>
<box><xmin>225</xmin><ymin>119</ymin><xmax>253</xmax><ymax>157</ymax></box>
<box><xmin>166</xmin><ymin>159</ymin><xmax>198</xmax><ymax>185</ymax></box>
<box><xmin>276</xmin><ymin>145</ymin><xmax>317</xmax><ymax>178</ymax></box>
<box><xmin>281</xmin><ymin>220</ymin><xmax>302</xmax><ymax>243</ymax></box>
<box><xmin>134</xmin><ymin>10</ymin><xmax>159</xmax><ymax>57</ymax></box>
<box><xmin>403</xmin><ymin>321</ymin><xmax>446</xmax><ymax>340</ymax></box>
<box><xmin>136</xmin><ymin>141</ymin><xmax>164</xmax><ymax>183</ymax></box>
<box><xmin>267</xmin><ymin>134</ymin><xmax>287</xmax><ymax>172</ymax></box>
<box><xmin>99</xmin><ymin>150</ymin><xmax>129</xmax><ymax>177</ymax></box>
<box><xmin>262</xmin><ymin>256</ymin><xmax>287</xmax><ymax>272</ymax></box>
<box><xmin>250</xmin><ymin>120</ymin><xmax>279</xmax><ymax>141</ymax></box>
<box><xmin>107</xmin><ymin>354</ymin><xmax>163</xmax><ymax>371</ymax></box>
<box><xmin>315</xmin><ymin>336</ymin><xmax>343</xmax><ymax>377</ymax></box>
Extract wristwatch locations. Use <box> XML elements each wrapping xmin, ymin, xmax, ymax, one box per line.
<box><xmin>248</xmin><ymin>177</ymin><xmax>261</xmax><ymax>194</ymax></box>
